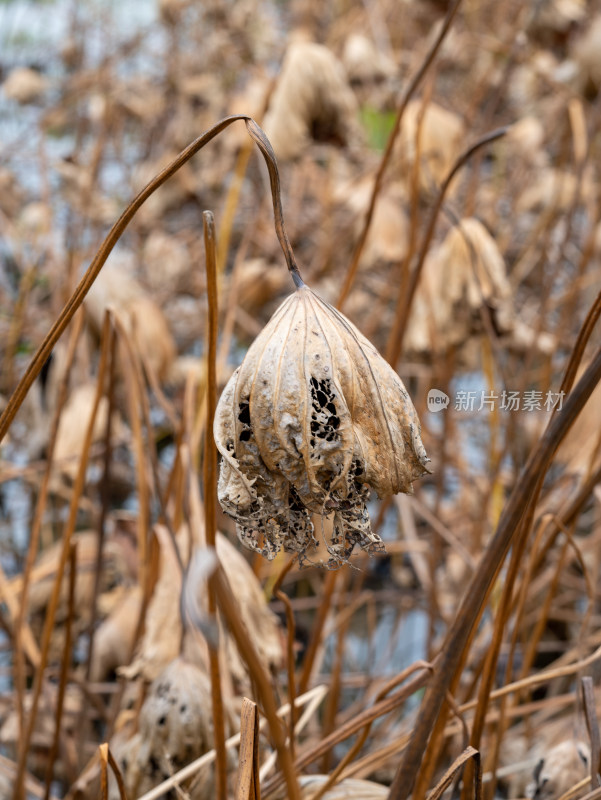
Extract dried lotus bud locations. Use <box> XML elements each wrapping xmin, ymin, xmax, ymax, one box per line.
<box><xmin>214</xmin><ymin>284</ymin><xmax>429</xmax><ymax>567</ymax></box>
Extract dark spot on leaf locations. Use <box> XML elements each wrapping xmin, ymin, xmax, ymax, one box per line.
<box><xmin>238</xmin><ymin>402</ymin><xmax>250</xmax><ymax>425</ymax></box>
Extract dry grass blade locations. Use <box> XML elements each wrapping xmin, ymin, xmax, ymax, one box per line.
<box><xmin>99</xmin><ymin>744</ymin><xmax>109</xmax><ymax>800</ymax></box>
<box><xmin>306</xmin><ymin>662</ymin><xmax>436</xmax><ymax>800</ymax></box>
<box><xmin>13</xmin><ymin>309</ymin><xmax>84</xmax><ymax>744</ymax></box>
<box><xmin>298</xmin><ymin>571</ymin><xmax>338</xmax><ymax>695</ymax></box>
<box><xmin>427</xmin><ymin>747</ymin><xmax>481</xmax><ymax>800</ymax></box>
<box><xmin>106</xmin><ymin>748</ymin><xmax>127</xmax><ymax>800</ymax></box>
<box><xmin>558</xmin><ymin>287</ymin><xmax>601</xmax><ymax>399</ymax></box>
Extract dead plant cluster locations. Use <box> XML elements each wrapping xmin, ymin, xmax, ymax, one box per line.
<box><xmin>1</xmin><ymin>0</ymin><xmax>601</xmax><ymax>799</ymax></box>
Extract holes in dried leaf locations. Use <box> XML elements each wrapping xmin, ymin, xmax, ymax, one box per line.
<box><xmin>238</xmin><ymin>402</ymin><xmax>250</xmax><ymax>425</ymax></box>
<box><xmin>238</xmin><ymin>400</ymin><xmax>252</xmax><ymax>443</ymax></box>
<box><xmin>310</xmin><ymin>376</ymin><xmax>340</xmax><ymax>447</ymax></box>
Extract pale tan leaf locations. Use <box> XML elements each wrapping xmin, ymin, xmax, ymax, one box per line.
<box><xmin>215</xmin><ymin>285</ymin><xmax>429</xmax><ymax>566</ymax></box>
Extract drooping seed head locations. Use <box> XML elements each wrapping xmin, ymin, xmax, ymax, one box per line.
<box><xmin>214</xmin><ymin>285</ymin><xmax>429</xmax><ymax>567</ymax></box>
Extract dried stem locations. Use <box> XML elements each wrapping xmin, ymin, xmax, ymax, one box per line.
<box><xmin>106</xmin><ymin>747</ymin><xmax>128</xmax><ymax>800</ymax></box>
<box><xmin>212</xmin><ymin>562</ymin><xmax>301</xmax><ymax>800</ymax></box>
<box><xmin>43</xmin><ymin>542</ymin><xmax>77</xmax><ymax>800</ymax></box>
<box><xmin>13</xmin><ymin>310</ymin><xmax>84</xmax><ymax>746</ymax></box>
<box><xmin>203</xmin><ymin>210</ymin><xmax>228</xmax><ymax>800</ymax></box>
<box><xmin>84</xmin><ymin>319</ymin><xmax>116</xmax><ymax>684</ymax></box>
<box><xmin>244</xmin><ymin>118</ymin><xmax>304</xmax><ymax>288</ymax></box>
<box><xmin>13</xmin><ymin>312</ymin><xmax>113</xmax><ymax>800</ymax></box>
<box><xmin>429</xmin><ymin>747</ymin><xmax>481</xmax><ymax>800</ymax></box>
<box><xmin>236</xmin><ymin>698</ymin><xmax>261</xmax><ymax>800</ymax></box>
<box><xmin>558</xmin><ymin>286</ymin><xmax>601</xmax><ymax>399</ymax></box>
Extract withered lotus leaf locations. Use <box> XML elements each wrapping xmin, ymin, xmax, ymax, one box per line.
<box><xmin>214</xmin><ymin>285</ymin><xmax>429</xmax><ymax>567</ymax></box>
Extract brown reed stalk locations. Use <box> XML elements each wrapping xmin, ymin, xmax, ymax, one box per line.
<box><xmin>84</xmin><ymin>319</ymin><xmax>116</xmax><ymax>687</ymax></box>
<box><xmin>482</xmin><ymin>530</ymin><xmax>584</xmax><ymax>795</ymax></box>
<box><xmin>203</xmin><ymin>210</ymin><xmax>228</xmax><ymax>800</ymax></box>
<box><xmin>236</xmin><ymin>698</ymin><xmax>261</xmax><ymax>800</ymax></box>
<box><xmin>211</xmin><ymin>561</ymin><xmax>302</xmax><ymax>800</ymax></box>
<box><xmin>430</xmin><ymin>747</ymin><xmax>482</xmax><ymax>800</ymax></box>
<box><xmin>388</xmin><ymin>342</ymin><xmax>601</xmax><ymax>800</ymax></box>
<box><xmin>43</xmin><ymin>542</ymin><xmax>77</xmax><ymax>800</ymax></box>
<box><xmin>99</xmin><ymin>744</ymin><xmax>108</xmax><ymax>800</ymax></box>
<box><xmin>345</xmin><ymin>643</ymin><xmax>601</xmax><ymax>786</ymax></box>
<box><xmin>559</xmin><ymin>288</ymin><xmax>601</xmax><ymax>400</ymax></box>
<box><xmin>13</xmin><ymin>312</ymin><xmax>113</xmax><ymax>800</ymax></box>
<box><xmin>482</xmin><ymin>515</ymin><xmax>558</xmax><ymax>797</ymax></box>
<box><xmin>410</xmin><ymin>628</ymin><xmax>478</xmax><ymax>800</ymax></box>
<box><xmin>106</xmin><ymin>747</ymin><xmax>128</xmax><ymax>800</ymax></box>
<box><xmin>336</xmin><ymin>0</ymin><xmax>464</xmax><ymax>310</ymax></box>
<box><xmin>12</xmin><ymin>310</ymin><xmax>84</xmax><ymax>747</ymax></box>
<box><xmin>461</xmin><ymin>516</ymin><xmax>533</xmax><ymax>800</ymax></box>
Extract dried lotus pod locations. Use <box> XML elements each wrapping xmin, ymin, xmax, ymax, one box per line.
<box><xmin>214</xmin><ymin>284</ymin><xmax>429</xmax><ymax>567</ymax></box>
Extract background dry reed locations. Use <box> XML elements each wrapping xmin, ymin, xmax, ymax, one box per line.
<box><xmin>2</xmin><ymin>0</ymin><xmax>601</xmax><ymax>799</ymax></box>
